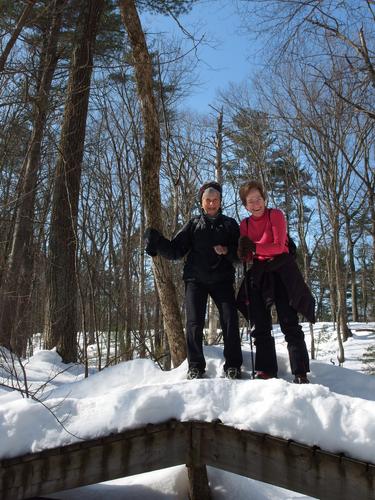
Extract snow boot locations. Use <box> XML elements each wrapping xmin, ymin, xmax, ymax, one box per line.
<box><xmin>225</xmin><ymin>367</ymin><xmax>241</xmax><ymax>379</ymax></box>
<box><xmin>293</xmin><ymin>374</ymin><xmax>310</xmax><ymax>384</ymax></box>
<box><xmin>187</xmin><ymin>367</ymin><xmax>205</xmax><ymax>380</ymax></box>
<box><xmin>254</xmin><ymin>371</ymin><xmax>276</xmax><ymax>380</ymax></box>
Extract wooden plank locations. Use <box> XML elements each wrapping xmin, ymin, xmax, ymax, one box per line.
<box><xmin>187</xmin><ymin>465</ymin><xmax>211</xmax><ymax>500</ymax></box>
<box><xmin>0</xmin><ymin>420</ymin><xmax>190</xmax><ymax>500</ymax></box>
<box><xmin>197</xmin><ymin>422</ymin><xmax>375</xmax><ymax>500</ymax></box>
<box><xmin>187</xmin><ymin>422</ymin><xmax>211</xmax><ymax>499</ymax></box>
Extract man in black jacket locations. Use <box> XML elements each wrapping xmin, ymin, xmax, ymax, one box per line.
<box><xmin>144</xmin><ymin>181</ymin><xmax>243</xmax><ymax>379</ymax></box>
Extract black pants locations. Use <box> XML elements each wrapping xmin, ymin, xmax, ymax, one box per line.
<box><xmin>249</xmin><ymin>272</ymin><xmax>310</xmax><ymax>375</ymax></box>
<box><xmin>185</xmin><ymin>280</ymin><xmax>243</xmax><ymax>371</ymax></box>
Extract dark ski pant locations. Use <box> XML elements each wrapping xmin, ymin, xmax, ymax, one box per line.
<box><xmin>249</xmin><ymin>272</ymin><xmax>310</xmax><ymax>375</ymax></box>
<box><xmin>185</xmin><ymin>280</ymin><xmax>243</xmax><ymax>372</ymax></box>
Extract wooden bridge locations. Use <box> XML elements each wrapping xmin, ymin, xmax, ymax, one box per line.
<box><xmin>0</xmin><ymin>419</ymin><xmax>374</xmax><ymax>499</ymax></box>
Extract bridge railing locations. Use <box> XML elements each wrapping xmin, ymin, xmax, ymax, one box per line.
<box><xmin>0</xmin><ymin>419</ymin><xmax>374</xmax><ymax>500</ymax></box>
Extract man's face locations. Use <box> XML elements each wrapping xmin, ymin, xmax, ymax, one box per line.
<box><xmin>202</xmin><ymin>191</ymin><xmax>221</xmax><ymax>216</ymax></box>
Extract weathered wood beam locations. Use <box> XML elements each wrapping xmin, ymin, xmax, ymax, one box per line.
<box><xmin>199</xmin><ymin>421</ymin><xmax>375</xmax><ymax>500</ymax></box>
<box><xmin>187</xmin><ymin>421</ymin><xmax>211</xmax><ymax>499</ymax></box>
<box><xmin>0</xmin><ymin>420</ymin><xmax>190</xmax><ymax>500</ymax></box>
<box><xmin>0</xmin><ymin>420</ymin><xmax>374</xmax><ymax>500</ymax></box>
<box><xmin>187</xmin><ymin>465</ymin><xmax>211</xmax><ymax>500</ymax></box>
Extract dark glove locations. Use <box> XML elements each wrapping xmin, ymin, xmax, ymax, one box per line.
<box><xmin>238</xmin><ymin>235</ymin><xmax>256</xmax><ymax>259</ymax></box>
<box><xmin>144</xmin><ymin>228</ymin><xmax>161</xmax><ymax>257</ymax></box>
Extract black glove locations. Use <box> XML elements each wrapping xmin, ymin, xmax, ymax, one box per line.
<box><xmin>144</xmin><ymin>228</ymin><xmax>161</xmax><ymax>257</ymax></box>
<box><xmin>238</xmin><ymin>235</ymin><xmax>256</xmax><ymax>259</ymax></box>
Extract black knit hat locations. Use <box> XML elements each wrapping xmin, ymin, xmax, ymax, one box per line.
<box><xmin>198</xmin><ymin>181</ymin><xmax>222</xmax><ymax>203</ymax></box>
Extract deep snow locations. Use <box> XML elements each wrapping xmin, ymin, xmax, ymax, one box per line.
<box><xmin>1</xmin><ymin>322</ymin><xmax>374</xmax><ymax>499</ymax></box>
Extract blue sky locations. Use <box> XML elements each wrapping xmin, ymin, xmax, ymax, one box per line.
<box><xmin>142</xmin><ymin>0</ymin><xmax>261</xmax><ymax>112</ymax></box>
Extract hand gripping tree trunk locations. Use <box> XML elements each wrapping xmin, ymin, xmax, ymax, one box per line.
<box><xmin>118</xmin><ymin>0</ymin><xmax>186</xmax><ymax>367</ymax></box>
<box><xmin>45</xmin><ymin>0</ymin><xmax>105</xmax><ymax>363</ymax></box>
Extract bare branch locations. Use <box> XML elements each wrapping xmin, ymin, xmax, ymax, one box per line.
<box><xmin>0</xmin><ymin>0</ymin><xmax>38</xmax><ymax>72</ymax></box>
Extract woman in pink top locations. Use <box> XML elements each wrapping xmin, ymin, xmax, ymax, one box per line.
<box><xmin>237</xmin><ymin>180</ymin><xmax>315</xmax><ymax>383</ymax></box>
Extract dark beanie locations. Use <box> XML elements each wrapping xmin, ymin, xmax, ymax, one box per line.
<box><xmin>198</xmin><ymin>181</ymin><xmax>222</xmax><ymax>203</ymax></box>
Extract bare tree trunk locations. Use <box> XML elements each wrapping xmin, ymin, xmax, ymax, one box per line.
<box><xmin>154</xmin><ymin>283</ymin><xmax>162</xmax><ymax>356</ymax></box>
<box><xmin>338</xmin><ymin>129</ymin><xmax>374</xmax><ymax>321</ymax></box>
<box><xmin>369</xmin><ymin>189</ymin><xmax>375</xmax><ymax>319</ymax></box>
<box><xmin>119</xmin><ymin>179</ymin><xmax>133</xmax><ymax>361</ymax></box>
<box><xmin>106</xmin><ymin>213</ymin><xmax>115</xmax><ymax>366</ymax></box>
<box><xmin>294</xmin><ymin>177</ymin><xmax>315</xmax><ymax>358</ymax></box>
<box><xmin>138</xmin><ymin>206</ymin><xmax>146</xmax><ymax>358</ymax></box>
<box><xmin>0</xmin><ymin>0</ymin><xmax>65</xmax><ymax>353</ymax></box>
<box><xmin>0</xmin><ymin>0</ymin><xmax>38</xmax><ymax>72</ymax></box>
<box><xmin>45</xmin><ymin>0</ymin><xmax>105</xmax><ymax>363</ymax></box>
<box><xmin>345</xmin><ymin>216</ymin><xmax>359</xmax><ymax>322</ymax></box>
<box><xmin>360</xmin><ymin>256</ymin><xmax>368</xmax><ymax>322</ymax></box>
<box><xmin>119</xmin><ymin>0</ymin><xmax>186</xmax><ymax>367</ymax></box>
<box><xmin>127</xmin><ymin>176</ymin><xmax>135</xmax><ymax>359</ymax></box>
<box><xmin>207</xmin><ymin>108</ymin><xmax>224</xmax><ymax>345</ymax></box>
<box><xmin>332</xmin><ymin>219</ymin><xmax>347</xmax><ymax>364</ymax></box>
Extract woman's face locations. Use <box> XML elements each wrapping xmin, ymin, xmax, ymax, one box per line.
<box><xmin>245</xmin><ymin>188</ymin><xmax>266</xmax><ymax>217</ymax></box>
<box><xmin>202</xmin><ymin>191</ymin><xmax>221</xmax><ymax>217</ymax></box>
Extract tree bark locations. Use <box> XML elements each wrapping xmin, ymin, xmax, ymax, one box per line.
<box><xmin>345</xmin><ymin>216</ymin><xmax>359</xmax><ymax>322</ymax></box>
<box><xmin>295</xmin><ymin>188</ymin><xmax>315</xmax><ymax>358</ymax></box>
<box><xmin>207</xmin><ymin>109</ymin><xmax>223</xmax><ymax>345</ymax></box>
<box><xmin>45</xmin><ymin>0</ymin><xmax>105</xmax><ymax>362</ymax></box>
<box><xmin>331</xmin><ymin>217</ymin><xmax>348</xmax><ymax>363</ymax></box>
<box><xmin>118</xmin><ymin>0</ymin><xmax>186</xmax><ymax>367</ymax></box>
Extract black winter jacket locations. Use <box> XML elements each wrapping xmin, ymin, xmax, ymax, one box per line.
<box><xmin>152</xmin><ymin>213</ymin><xmax>239</xmax><ymax>284</ymax></box>
<box><xmin>237</xmin><ymin>253</ymin><xmax>316</xmax><ymax>324</ymax></box>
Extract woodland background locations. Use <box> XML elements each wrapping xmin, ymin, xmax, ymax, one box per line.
<box><xmin>0</xmin><ymin>0</ymin><xmax>373</xmax><ymax>373</ymax></box>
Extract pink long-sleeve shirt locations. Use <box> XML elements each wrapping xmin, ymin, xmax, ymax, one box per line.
<box><xmin>239</xmin><ymin>208</ymin><xmax>289</xmax><ymax>261</ymax></box>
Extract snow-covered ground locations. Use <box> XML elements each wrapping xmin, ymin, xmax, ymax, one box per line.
<box><xmin>1</xmin><ymin>322</ymin><xmax>374</xmax><ymax>499</ymax></box>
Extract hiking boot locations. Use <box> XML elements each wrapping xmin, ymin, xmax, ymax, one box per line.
<box><xmin>293</xmin><ymin>374</ymin><xmax>310</xmax><ymax>384</ymax></box>
<box><xmin>187</xmin><ymin>367</ymin><xmax>205</xmax><ymax>380</ymax></box>
<box><xmin>225</xmin><ymin>367</ymin><xmax>241</xmax><ymax>380</ymax></box>
<box><xmin>254</xmin><ymin>371</ymin><xmax>276</xmax><ymax>380</ymax></box>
